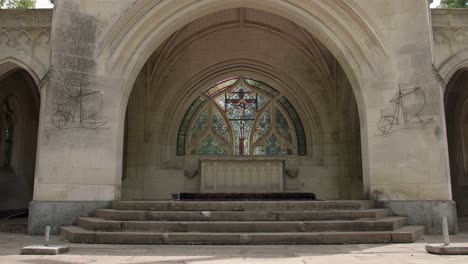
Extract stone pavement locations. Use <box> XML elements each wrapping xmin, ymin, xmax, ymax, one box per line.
<box><xmin>0</xmin><ymin>232</ymin><xmax>468</xmax><ymax>264</ymax></box>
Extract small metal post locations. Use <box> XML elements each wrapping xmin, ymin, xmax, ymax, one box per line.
<box><xmin>45</xmin><ymin>226</ymin><xmax>51</xmax><ymax>246</ymax></box>
<box><xmin>442</xmin><ymin>217</ymin><xmax>450</xmax><ymax>246</ymax></box>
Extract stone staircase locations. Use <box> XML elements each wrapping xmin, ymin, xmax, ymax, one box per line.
<box><xmin>60</xmin><ymin>200</ymin><xmax>425</xmax><ymax>245</ymax></box>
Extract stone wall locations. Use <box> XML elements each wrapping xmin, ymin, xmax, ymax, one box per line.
<box><xmin>0</xmin><ymin>9</ymin><xmax>52</xmax><ymax>80</ymax></box>
<box><xmin>27</xmin><ymin>0</ymin><xmax>457</xmax><ymax>233</ymax></box>
<box><xmin>432</xmin><ymin>8</ymin><xmax>468</xmax><ymax>83</ymax></box>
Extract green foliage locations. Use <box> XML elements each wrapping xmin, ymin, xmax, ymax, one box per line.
<box><xmin>439</xmin><ymin>0</ymin><xmax>468</xmax><ymax>8</ymax></box>
<box><xmin>0</xmin><ymin>0</ymin><xmax>36</xmax><ymax>9</ymax></box>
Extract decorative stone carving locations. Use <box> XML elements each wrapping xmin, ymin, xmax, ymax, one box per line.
<box><xmin>184</xmin><ymin>169</ymin><xmax>198</xmax><ymax>178</ymax></box>
<box><xmin>184</xmin><ymin>156</ymin><xmax>200</xmax><ymax>179</ymax></box>
<box><xmin>0</xmin><ymin>27</ymin><xmax>50</xmax><ymax>49</ymax></box>
<box><xmin>284</xmin><ymin>155</ymin><xmax>299</xmax><ymax>179</ymax></box>
<box><xmin>285</xmin><ymin>168</ymin><xmax>299</xmax><ymax>178</ymax></box>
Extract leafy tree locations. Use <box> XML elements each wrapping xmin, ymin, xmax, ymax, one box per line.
<box><xmin>439</xmin><ymin>0</ymin><xmax>468</xmax><ymax>8</ymax></box>
<box><xmin>0</xmin><ymin>0</ymin><xmax>36</xmax><ymax>9</ymax></box>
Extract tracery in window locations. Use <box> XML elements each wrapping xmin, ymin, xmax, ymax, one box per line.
<box><xmin>177</xmin><ymin>77</ymin><xmax>306</xmax><ymax>156</ymax></box>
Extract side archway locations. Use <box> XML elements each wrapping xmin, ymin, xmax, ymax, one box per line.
<box><xmin>445</xmin><ymin>68</ymin><xmax>468</xmax><ymax>217</ymax></box>
<box><xmin>0</xmin><ymin>64</ymin><xmax>40</xmax><ymax>215</ymax></box>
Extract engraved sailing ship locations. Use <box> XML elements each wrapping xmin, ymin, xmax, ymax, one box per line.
<box><xmin>377</xmin><ymin>84</ymin><xmax>433</xmax><ymax>135</ymax></box>
<box><xmin>51</xmin><ymin>86</ymin><xmax>108</xmax><ymax>130</ymax></box>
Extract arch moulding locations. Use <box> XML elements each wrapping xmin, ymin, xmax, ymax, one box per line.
<box><xmin>437</xmin><ymin>50</ymin><xmax>468</xmax><ymax>88</ymax></box>
<box><xmin>100</xmin><ymin>0</ymin><xmax>390</xmax><ymax>197</ymax></box>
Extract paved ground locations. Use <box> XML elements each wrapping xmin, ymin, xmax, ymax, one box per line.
<box><xmin>0</xmin><ymin>232</ymin><xmax>468</xmax><ymax>264</ymax></box>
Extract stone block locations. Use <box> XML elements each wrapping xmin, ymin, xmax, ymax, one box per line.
<box><xmin>426</xmin><ymin>244</ymin><xmax>468</xmax><ymax>255</ymax></box>
<box><xmin>95</xmin><ymin>232</ymin><xmax>165</xmax><ymax>244</ymax></box>
<box><xmin>28</xmin><ymin>201</ymin><xmax>54</xmax><ymax>235</ymax></box>
<box><xmin>167</xmin><ymin>233</ymin><xmax>241</xmax><ymax>245</ymax></box>
<box><xmin>391</xmin><ymin>226</ymin><xmax>425</xmax><ymax>243</ymax></box>
<box><xmin>21</xmin><ymin>245</ymin><xmax>70</xmax><ymax>255</ymax></box>
<box><xmin>96</xmin><ymin>209</ymin><xmax>146</xmax><ymax>221</ymax></box>
<box><xmin>381</xmin><ymin>200</ymin><xmax>457</xmax><ymax>234</ymax></box>
<box><xmin>322</xmin><ymin>232</ymin><xmax>392</xmax><ymax>244</ymax></box>
<box><xmin>78</xmin><ymin>217</ymin><xmax>122</xmax><ymax>232</ymax></box>
<box><xmin>122</xmin><ymin>222</ymin><xmax>186</xmax><ymax>232</ymax></box>
<box><xmin>29</xmin><ymin>201</ymin><xmax>111</xmax><ymax>235</ymax></box>
<box><xmin>249</xmin><ymin>233</ymin><xmax>323</xmax><ymax>245</ymax></box>
<box><xmin>66</xmin><ymin>185</ymin><xmax>99</xmax><ymax>201</ymax></box>
<box><xmin>60</xmin><ymin>226</ymin><xmax>95</xmax><ymax>243</ymax></box>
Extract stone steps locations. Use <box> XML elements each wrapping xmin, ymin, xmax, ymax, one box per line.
<box><xmin>60</xmin><ymin>200</ymin><xmax>425</xmax><ymax>245</ymax></box>
<box><xmin>61</xmin><ymin>225</ymin><xmax>425</xmax><ymax>245</ymax></box>
<box><xmin>111</xmin><ymin>200</ymin><xmax>374</xmax><ymax>211</ymax></box>
<box><xmin>95</xmin><ymin>208</ymin><xmax>391</xmax><ymax>221</ymax></box>
<box><xmin>77</xmin><ymin>217</ymin><xmax>408</xmax><ymax>232</ymax></box>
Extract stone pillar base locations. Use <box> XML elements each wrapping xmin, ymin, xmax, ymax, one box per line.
<box><xmin>381</xmin><ymin>200</ymin><xmax>458</xmax><ymax>234</ymax></box>
<box><xmin>28</xmin><ymin>201</ymin><xmax>111</xmax><ymax>235</ymax></box>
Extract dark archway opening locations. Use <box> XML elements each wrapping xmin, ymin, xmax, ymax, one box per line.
<box><xmin>0</xmin><ymin>69</ymin><xmax>40</xmax><ymax>224</ymax></box>
<box><xmin>445</xmin><ymin>68</ymin><xmax>468</xmax><ymax>217</ymax></box>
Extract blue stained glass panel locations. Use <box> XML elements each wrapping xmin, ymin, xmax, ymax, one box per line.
<box><xmin>212</xmin><ymin>109</ymin><xmax>230</xmax><ymax>142</ymax></box>
<box><xmin>191</xmin><ymin>111</ymin><xmax>208</xmax><ymax>139</ymax></box>
<box><xmin>265</xmin><ymin>134</ymin><xmax>283</xmax><ymax>155</ymax></box>
<box><xmin>255</xmin><ymin>110</ymin><xmax>270</xmax><ymax>142</ymax></box>
<box><xmin>275</xmin><ymin>109</ymin><xmax>292</xmax><ymax>142</ymax></box>
<box><xmin>191</xmin><ymin>135</ymin><xmax>228</xmax><ymax>155</ymax></box>
<box><xmin>256</xmin><ymin>94</ymin><xmax>268</xmax><ymax>110</ymax></box>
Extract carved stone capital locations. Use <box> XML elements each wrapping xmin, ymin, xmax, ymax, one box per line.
<box><xmin>285</xmin><ymin>168</ymin><xmax>299</xmax><ymax>178</ymax></box>
<box><xmin>184</xmin><ymin>169</ymin><xmax>198</xmax><ymax>178</ymax></box>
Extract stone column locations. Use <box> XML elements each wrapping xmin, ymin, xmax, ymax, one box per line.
<box><xmin>29</xmin><ymin>0</ymin><xmax>128</xmax><ymax>234</ymax></box>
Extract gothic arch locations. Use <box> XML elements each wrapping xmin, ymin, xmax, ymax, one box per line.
<box><xmin>445</xmin><ymin>68</ymin><xmax>468</xmax><ymax>216</ymax></box>
<box><xmin>437</xmin><ymin>50</ymin><xmax>468</xmax><ymax>88</ymax></box>
<box><xmin>117</xmin><ymin>2</ymin><xmax>379</xmax><ymax>197</ymax></box>
<box><xmin>100</xmin><ymin>0</ymin><xmax>388</xmax><ymax>127</ymax></box>
<box><xmin>0</xmin><ymin>58</ymin><xmax>41</xmax><ymax>86</ymax></box>
<box><xmin>0</xmin><ymin>67</ymin><xmax>40</xmax><ymax>212</ymax></box>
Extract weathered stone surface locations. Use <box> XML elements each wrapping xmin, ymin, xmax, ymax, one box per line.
<box><xmin>426</xmin><ymin>244</ymin><xmax>468</xmax><ymax>255</ymax></box>
<box><xmin>29</xmin><ymin>201</ymin><xmax>111</xmax><ymax>235</ymax></box>
<box><xmin>112</xmin><ymin>201</ymin><xmax>373</xmax><ymax>211</ymax></box>
<box><xmin>60</xmin><ymin>226</ymin><xmax>95</xmax><ymax>243</ymax></box>
<box><xmin>21</xmin><ymin>245</ymin><xmax>70</xmax><ymax>255</ymax></box>
<box><xmin>78</xmin><ymin>217</ymin><xmax>122</xmax><ymax>232</ymax></box>
<box><xmin>95</xmin><ymin>232</ymin><xmax>165</xmax><ymax>245</ymax></box>
<box><xmin>323</xmin><ymin>232</ymin><xmax>392</xmax><ymax>244</ymax></box>
<box><xmin>382</xmin><ymin>200</ymin><xmax>457</xmax><ymax>234</ymax></box>
<box><xmin>391</xmin><ymin>226</ymin><xmax>426</xmax><ymax>243</ymax></box>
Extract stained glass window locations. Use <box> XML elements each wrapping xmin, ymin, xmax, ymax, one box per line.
<box><xmin>0</xmin><ymin>96</ymin><xmax>15</xmax><ymax>167</ymax></box>
<box><xmin>177</xmin><ymin>77</ymin><xmax>306</xmax><ymax>156</ymax></box>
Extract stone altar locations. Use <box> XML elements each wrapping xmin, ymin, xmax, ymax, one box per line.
<box><xmin>200</xmin><ymin>157</ymin><xmax>284</xmax><ymax>193</ymax></box>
